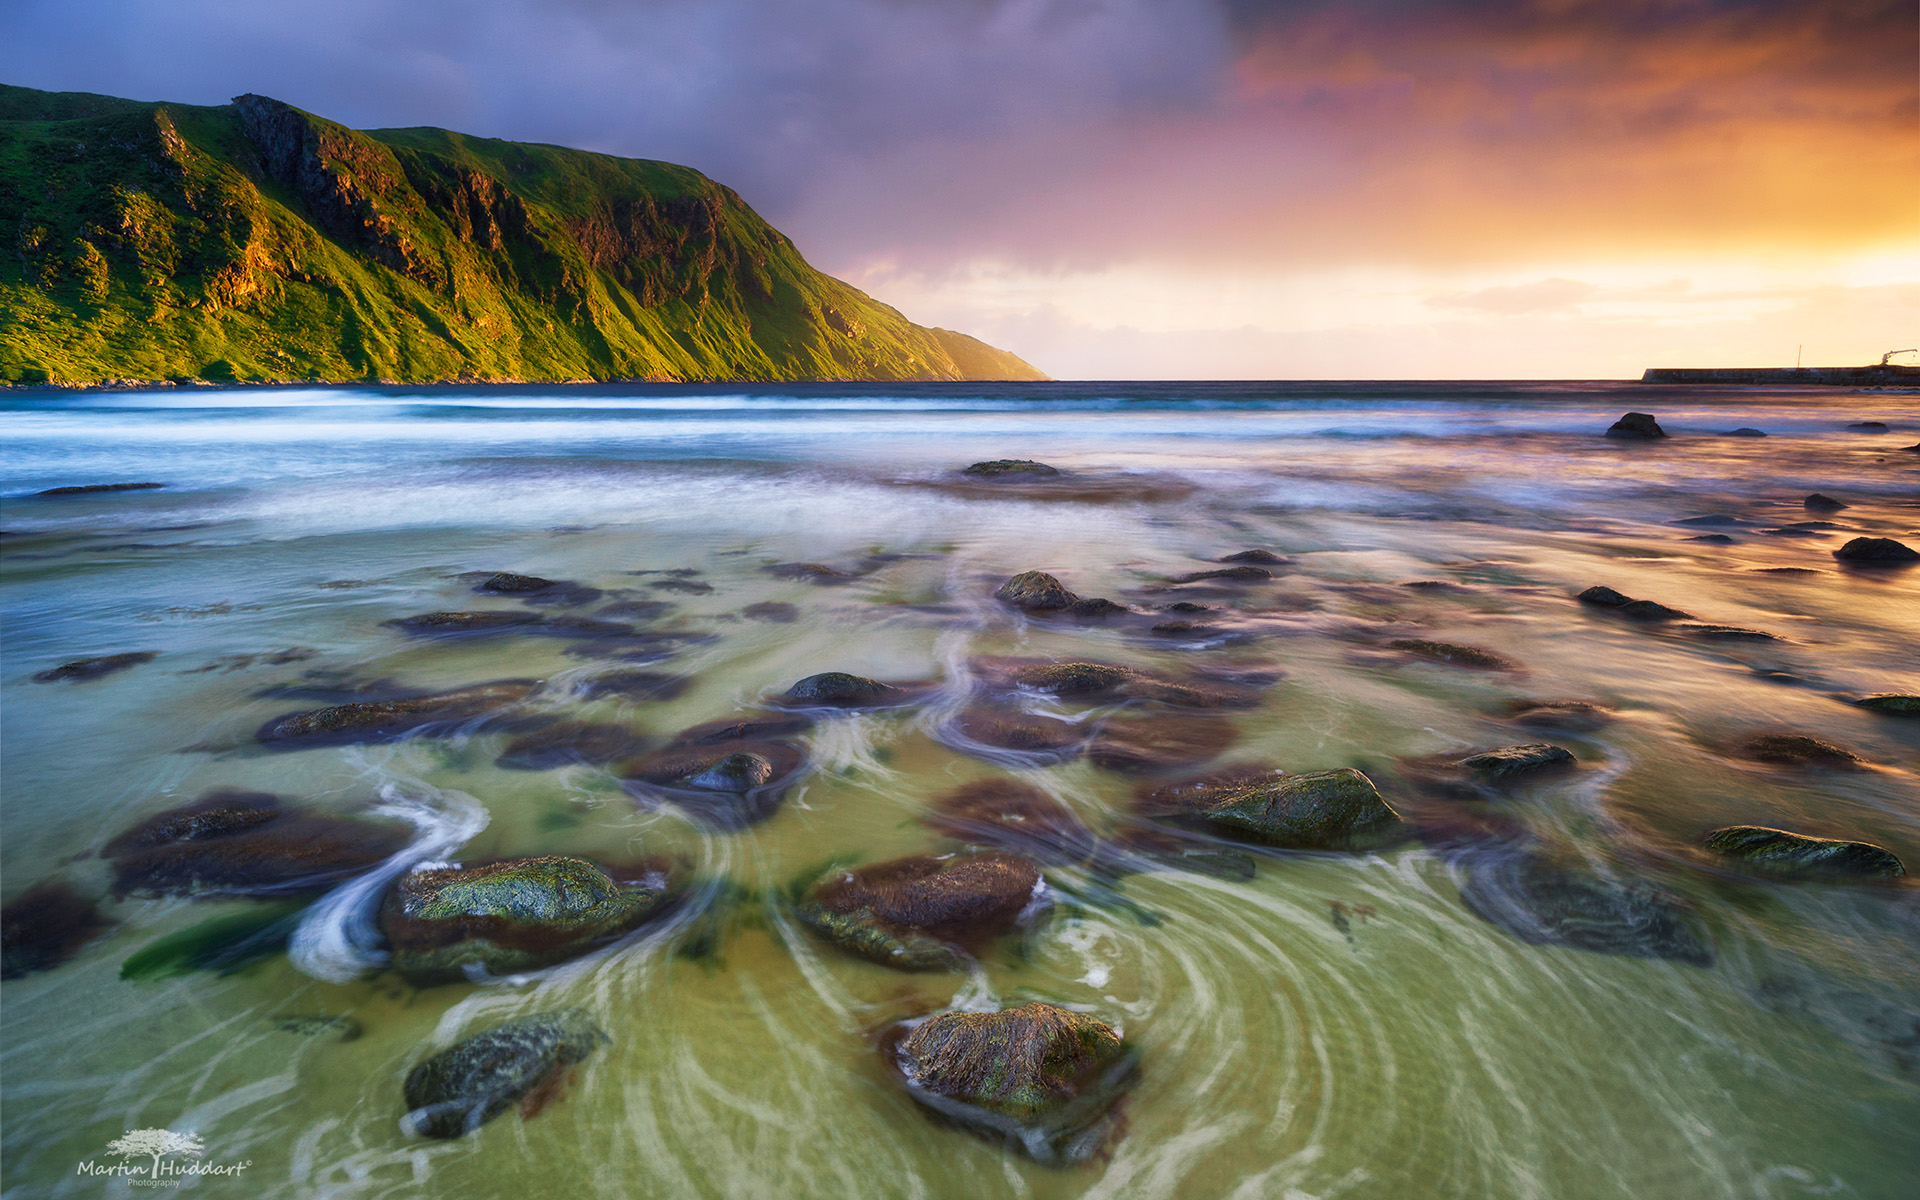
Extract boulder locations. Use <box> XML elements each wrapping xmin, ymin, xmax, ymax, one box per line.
<box><xmin>257</xmin><ymin>680</ymin><xmax>538</xmax><ymax>746</ymax></box>
<box><xmin>1803</xmin><ymin>493</ymin><xmax>1849</xmax><ymax>513</ymax></box>
<box><xmin>926</xmin><ymin>780</ymin><xmax>1097</xmax><ymax>864</ymax></box>
<box><xmin>775</xmin><ymin>671</ymin><xmax>907</xmax><ymax>708</ymax></box>
<box><xmin>495</xmin><ymin>722</ymin><xmax>647</xmax><ymax>770</ymax></box>
<box><xmin>1</xmin><ymin>882</ymin><xmax>110</xmax><ymax>979</ymax></box>
<box><xmin>1834</xmin><ymin>537</ymin><xmax>1919</xmax><ymax>564</ymax></box>
<box><xmin>1700</xmin><ymin>826</ymin><xmax>1904</xmax><ymax>880</ymax></box>
<box><xmin>403</xmin><ymin>1010</ymin><xmax>606</xmax><ymax>1138</ymax></box>
<box><xmin>1605</xmin><ymin>412</ymin><xmax>1667</xmax><ymax>439</ymax></box>
<box><xmin>1853</xmin><ymin>694</ymin><xmax>1920</xmax><ymax>717</ymax></box>
<box><xmin>1089</xmin><ymin>712</ymin><xmax>1238</xmax><ymax>774</ymax></box>
<box><xmin>381</xmin><ymin>856</ymin><xmax>679</xmax><ymax>983</ymax></box>
<box><xmin>1456</xmin><ymin>743</ymin><xmax>1576</xmax><ymax>782</ymax></box>
<box><xmin>795</xmin><ymin>852</ymin><xmax>1043</xmax><ymax>970</ymax></box>
<box><xmin>31</xmin><ymin>651</ymin><xmax>156</xmax><ymax>683</ymax></box>
<box><xmin>1141</xmin><ymin>766</ymin><xmax>1408</xmax><ymax>850</ymax></box>
<box><xmin>105</xmin><ymin>791</ymin><xmax>409</xmax><ymax>898</ymax></box>
<box><xmin>1738</xmin><ymin>733</ymin><xmax>1863</xmax><ymax>768</ymax></box>
<box><xmin>962</xmin><ymin>460</ymin><xmax>1060</xmax><ymax>477</ymax></box>
<box><xmin>994</xmin><ymin>571</ymin><xmax>1078</xmax><ymax>611</ymax></box>
<box><xmin>889</xmin><ymin>1002</ymin><xmax>1133</xmax><ymax>1163</ymax></box>
<box><xmin>1457</xmin><ymin>850</ymin><xmax>1711</xmax><ymax>965</ymax></box>
<box><xmin>1387</xmin><ymin>639</ymin><xmax>1520</xmax><ymax>670</ymax></box>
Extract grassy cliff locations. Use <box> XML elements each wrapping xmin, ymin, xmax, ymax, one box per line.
<box><xmin>0</xmin><ymin>84</ymin><xmax>1045</xmax><ymax>385</ymax></box>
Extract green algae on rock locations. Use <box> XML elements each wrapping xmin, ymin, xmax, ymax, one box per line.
<box><xmin>890</xmin><ymin>1002</ymin><xmax>1134</xmax><ymax>1164</ymax></box>
<box><xmin>794</xmin><ymin>852</ymin><xmax>1043</xmax><ymax>971</ymax></box>
<box><xmin>1456</xmin><ymin>743</ymin><xmax>1576</xmax><ymax>782</ymax></box>
<box><xmin>1853</xmin><ymin>694</ymin><xmax>1920</xmax><ymax>716</ymax></box>
<box><xmin>380</xmin><ymin>855</ymin><xmax>679</xmax><ymax>984</ymax></box>
<box><xmin>403</xmin><ymin>1010</ymin><xmax>607</xmax><ymax>1139</ymax></box>
<box><xmin>994</xmin><ymin>571</ymin><xmax>1080</xmax><ymax>611</ymax></box>
<box><xmin>119</xmin><ymin>901</ymin><xmax>306</xmax><ymax>981</ymax></box>
<box><xmin>1700</xmin><ymin>826</ymin><xmax>1905</xmax><ymax>880</ymax></box>
<box><xmin>1142</xmin><ymin>767</ymin><xmax>1408</xmax><ymax>850</ymax></box>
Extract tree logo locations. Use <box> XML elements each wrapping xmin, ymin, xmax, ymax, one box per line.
<box><xmin>75</xmin><ymin>1127</ymin><xmax>250</xmax><ymax>1187</ymax></box>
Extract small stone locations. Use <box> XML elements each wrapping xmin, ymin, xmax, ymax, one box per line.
<box><xmin>1846</xmin><ymin>421</ymin><xmax>1890</xmax><ymax>432</ymax></box>
<box><xmin>1686</xmin><ymin>534</ymin><xmax>1735</xmax><ymax>544</ymax></box>
<box><xmin>962</xmin><ymin>460</ymin><xmax>1060</xmax><ymax>477</ymax></box>
<box><xmin>1504</xmin><ymin>699</ymin><xmax>1612</xmax><ymax>730</ymax></box>
<box><xmin>1739</xmin><ymin>733</ymin><xmax>1864</xmax><ymax>768</ymax></box>
<box><xmin>1065</xmin><ymin>596</ymin><xmax>1129</xmax><ymax>618</ymax></box>
<box><xmin>257</xmin><ymin>681</ymin><xmax>538</xmax><ymax>746</ymax></box>
<box><xmin>1387</xmin><ymin>639</ymin><xmax>1520</xmax><ymax>670</ymax></box>
<box><xmin>1456</xmin><ymin>743</ymin><xmax>1576</xmax><ymax>781</ymax></box>
<box><xmin>1170</xmin><ymin>566</ymin><xmax>1273</xmax><ymax>584</ymax></box>
<box><xmin>474</xmin><ymin>572</ymin><xmax>560</xmax><ymax>594</ymax></box>
<box><xmin>1002</xmin><ymin>661</ymin><xmax>1136</xmax><ymax>696</ymax></box>
<box><xmin>1605</xmin><ymin>412</ymin><xmax>1667</xmax><ymax>439</ymax></box>
<box><xmin>950</xmin><ymin>706</ymin><xmax>1087</xmax><ymax>758</ymax></box>
<box><xmin>1803</xmin><ymin>493</ymin><xmax>1849</xmax><ymax>513</ymax></box>
<box><xmin>31</xmin><ymin>651</ymin><xmax>157</xmax><ymax>682</ymax></box>
<box><xmin>403</xmin><ymin>1010</ymin><xmax>606</xmax><ymax>1138</ymax></box>
<box><xmin>1701</xmin><ymin>826</ymin><xmax>1904</xmax><ymax>879</ymax></box>
<box><xmin>1853</xmin><ymin>694</ymin><xmax>1920</xmax><ymax>716</ymax></box>
<box><xmin>777</xmin><ymin>671</ymin><xmax>899</xmax><ymax>708</ymax></box>
<box><xmin>1833</xmin><ymin>537</ymin><xmax>1919</xmax><ymax>564</ymax></box>
<box><xmin>994</xmin><ymin>571</ymin><xmax>1079</xmax><ymax>610</ymax></box>
<box><xmin>1217</xmin><ymin>549</ymin><xmax>1290</xmax><ymax>564</ymax></box>
<box><xmin>1724</xmin><ymin>428</ymin><xmax>1767</xmax><ymax>437</ymax></box>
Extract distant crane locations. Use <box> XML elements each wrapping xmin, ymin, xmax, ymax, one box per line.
<box><xmin>1880</xmin><ymin>348</ymin><xmax>1918</xmax><ymax>366</ymax></box>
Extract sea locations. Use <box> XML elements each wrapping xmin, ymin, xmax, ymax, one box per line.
<box><xmin>1</xmin><ymin>380</ymin><xmax>1916</xmax><ymax>1198</ymax></box>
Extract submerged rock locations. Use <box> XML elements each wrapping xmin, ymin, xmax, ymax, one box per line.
<box><xmin>1853</xmin><ymin>694</ymin><xmax>1920</xmax><ymax>717</ymax></box>
<box><xmin>1724</xmin><ymin>428</ymin><xmax>1767</xmax><ymax>437</ymax></box>
<box><xmin>926</xmin><ymin>779</ymin><xmax>1097</xmax><ymax>864</ymax></box>
<box><xmin>949</xmin><ymin>706</ymin><xmax>1088</xmax><ymax>760</ymax></box>
<box><xmin>619</xmin><ymin>740</ymin><xmax>807</xmax><ymax>827</ymax></box>
<box><xmin>1</xmin><ymin>882</ymin><xmax>111</xmax><ymax>979</ymax></box>
<box><xmin>741</xmin><ymin>601</ymin><xmax>799</xmax><ymax>623</ymax></box>
<box><xmin>1141</xmin><ymin>766</ymin><xmax>1408</xmax><ymax>850</ymax></box>
<box><xmin>382</xmin><ymin>856</ymin><xmax>679</xmax><ymax>983</ymax></box>
<box><xmin>105</xmin><ymin>791</ymin><xmax>409</xmax><ymax>898</ymax></box>
<box><xmin>1803</xmin><ymin>493</ymin><xmax>1849</xmax><ymax>513</ymax></box>
<box><xmin>1217</xmin><ymin>549</ymin><xmax>1290</xmax><ymax>564</ymax></box>
<box><xmin>888</xmin><ymin>1002</ymin><xmax>1133</xmax><ymax>1164</ymax></box>
<box><xmin>36</xmin><ymin>481</ymin><xmax>166</xmax><ymax>495</ymax></box>
<box><xmin>496</xmin><ymin>721</ymin><xmax>647</xmax><ymax>770</ymax></box>
<box><xmin>795</xmin><ymin>852</ymin><xmax>1042</xmax><ymax>970</ymax></box>
<box><xmin>473</xmin><ymin>572</ymin><xmax>560</xmax><ymax>594</ymax></box>
<box><xmin>1738</xmin><ymin>733</ymin><xmax>1864</xmax><ymax>768</ymax></box>
<box><xmin>403</xmin><ymin>1010</ymin><xmax>607</xmax><ymax>1139</ymax></box>
<box><xmin>997</xmin><ymin>660</ymin><xmax>1137</xmax><ymax>698</ymax></box>
<box><xmin>257</xmin><ymin>680</ymin><xmax>538</xmax><ymax>746</ymax></box>
<box><xmin>582</xmin><ymin>670</ymin><xmax>690</xmax><ymax>702</ymax></box>
<box><xmin>1169</xmin><ymin>565</ymin><xmax>1273</xmax><ymax>584</ymax></box>
<box><xmin>670</xmin><ymin>712</ymin><xmax>816</xmax><ymax>744</ymax></box>
<box><xmin>1605</xmin><ymin>412</ymin><xmax>1667</xmax><ymax>439</ymax></box>
<box><xmin>1576</xmin><ymin>586</ymin><xmax>1691</xmax><ymax>621</ymax></box>
<box><xmin>1834</xmin><ymin>536</ymin><xmax>1919</xmax><ymax>564</ymax></box>
<box><xmin>994</xmin><ymin>571</ymin><xmax>1078</xmax><ymax>611</ymax></box>
<box><xmin>1387</xmin><ymin>639</ymin><xmax>1520</xmax><ymax>670</ymax></box>
<box><xmin>1677</xmin><ymin>623</ymin><xmax>1781</xmax><ymax>642</ymax></box>
<box><xmin>31</xmin><ymin>651</ymin><xmax>156</xmax><ymax>683</ymax></box>
<box><xmin>386</xmin><ymin>610</ymin><xmax>545</xmax><ymax>635</ymax></box>
<box><xmin>1685</xmin><ymin>534</ymin><xmax>1735</xmax><ymax>544</ymax></box>
<box><xmin>1847</xmin><ymin>421</ymin><xmax>1890</xmax><ymax>432</ymax></box>
<box><xmin>962</xmin><ymin>460</ymin><xmax>1060</xmax><ymax>477</ymax></box>
<box><xmin>1503</xmin><ymin>699</ymin><xmax>1613</xmax><ymax>730</ymax></box>
<box><xmin>1700</xmin><ymin>826</ymin><xmax>1905</xmax><ymax>880</ymax></box>
<box><xmin>1456</xmin><ymin>743</ymin><xmax>1576</xmax><ymax>782</ymax></box>
<box><xmin>766</xmin><ymin>562</ymin><xmax>860</xmax><ymax>584</ymax></box>
<box><xmin>1089</xmin><ymin>712</ymin><xmax>1238</xmax><ymax>774</ymax></box>
<box><xmin>1458</xmin><ymin>851</ymin><xmax>1711</xmax><ymax>965</ymax></box>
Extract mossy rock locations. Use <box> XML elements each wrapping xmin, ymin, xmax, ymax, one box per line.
<box><xmin>890</xmin><ymin>1002</ymin><xmax>1134</xmax><ymax>1163</ymax></box>
<box><xmin>994</xmin><ymin>571</ymin><xmax>1078</xmax><ymax>611</ymax></box>
<box><xmin>257</xmin><ymin>680</ymin><xmax>537</xmax><ymax>746</ymax></box>
<box><xmin>1001</xmin><ymin>661</ymin><xmax>1136</xmax><ymax>696</ymax></box>
<box><xmin>962</xmin><ymin>460</ymin><xmax>1059</xmax><ymax>477</ymax></box>
<box><xmin>777</xmin><ymin>671</ymin><xmax>899</xmax><ymax>708</ymax></box>
<box><xmin>794</xmin><ymin>852</ymin><xmax>1042</xmax><ymax>971</ymax></box>
<box><xmin>1701</xmin><ymin>826</ymin><xmax>1905</xmax><ymax>880</ymax></box>
<box><xmin>403</xmin><ymin>1010</ymin><xmax>606</xmax><ymax>1139</ymax></box>
<box><xmin>1854</xmin><ymin>694</ymin><xmax>1920</xmax><ymax>716</ymax></box>
<box><xmin>1148</xmin><ymin>768</ymin><xmax>1408</xmax><ymax>850</ymax></box>
<box><xmin>381</xmin><ymin>856</ymin><xmax>678</xmax><ymax>983</ymax></box>
<box><xmin>1455</xmin><ymin>743</ymin><xmax>1576</xmax><ymax>782</ymax></box>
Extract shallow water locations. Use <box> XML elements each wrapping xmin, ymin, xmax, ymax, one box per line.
<box><xmin>2</xmin><ymin>381</ymin><xmax>1917</xmax><ymax>1199</ymax></box>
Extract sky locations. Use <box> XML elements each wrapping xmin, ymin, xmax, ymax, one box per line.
<box><xmin>4</xmin><ymin>0</ymin><xmax>1916</xmax><ymax>378</ymax></box>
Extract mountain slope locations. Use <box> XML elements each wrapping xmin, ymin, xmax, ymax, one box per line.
<box><xmin>0</xmin><ymin>85</ymin><xmax>1045</xmax><ymax>384</ymax></box>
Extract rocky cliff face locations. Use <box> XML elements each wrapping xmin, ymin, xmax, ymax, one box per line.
<box><xmin>0</xmin><ymin>85</ymin><xmax>1045</xmax><ymax>385</ymax></box>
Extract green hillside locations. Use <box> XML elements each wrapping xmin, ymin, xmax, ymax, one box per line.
<box><xmin>0</xmin><ymin>84</ymin><xmax>1045</xmax><ymax>385</ymax></box>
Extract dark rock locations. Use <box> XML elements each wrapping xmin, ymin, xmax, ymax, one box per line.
<box><xmin>796</xmin><ymin>852</ymin><xmax>1043</xmax><ymax>970</ymax></box>
<box><xmin>582</xmin><ymin>670</ymin><xmax>690</xmax><ymax>702</ymax></box>
<box><xmin>386</xmin><ymin>610</ymin><xmax>546</xmax><ymax>635</ymax></box>
<box><xmin>962</xmin><ymin>460</ymin><xmax>1060</xmax><ymax>477</ymax></box>
<box><xmin>1678</xmin><ymin>624</ymin><xmax>1781</xmax><ymax>642</ymax></box>
<box><xmin>1217</xmin><ymin>549</ymin><xmax>1290</xmax><ymax>565</ymax></box>
<box><xmin>1847</xmin><ymin>421</ymin><xmax>1890</xmax><ymax>432</ymax></box>
<box><xmin>1724</xmin><ymin>428</ymin><xmax>1767</xmax><ymax>437</ymax></box>
<box><xmin>1140</xmin><ymin>766</ymin><xmax>1408</xmax><ymax>850</ymax></box>
<box><xmin>1685</xmin><ymin>534</ymin><xmax>1736</xmax><ymax>543</ymax></box>
<box><xmin>925</xmin><ymin>780</ymin><xmax>1096</xmax><ymax>865</ymax></box>
<box><xmin>1577</xmin><ymin>586</ymin><xmax>1690</xmax><ymax>620</ymax></box>
<box><xmin>888</xmin><ymin>1002</ymin><xmax>1133</xmax><ymax>1163</ymax></box>
<box><xmin>258</xmin><ymin>680</ymin><xmax>538</xmax><ymax>746</ymax></box>
<box><xmin>671</xmin><ymin>713</ymin><xmax>815</xmax><ymax>744</ymax></box>
<box><xmin>1164</xmin><ymin>601</ymin><xmax>1211</xmax><ymax>612</ymax></box>
<box><xmin>1833</xmin><ymin>536</ymin><xmax>1919</xmax><ymax>564</ymax></box>
<box><xmin>766</xmin><ymin>562</ymin><xmax>858</xmax><ymax>584</ymax></box>
<box><xmin>1803</xmin><ymin>493</ymin><xmax>1849</xmax><ymax>513</ymax></box>
<box><xmin>1</xmin><ymin>882</ymin><xmax>111</xmax><ymax>979</ymax></box>
<box><xmin>496</xmin><ymin>722</ymin><xmax>647</xmax><ymax>770</ymax></box>
<box><xmin>1853</xmin><ymin>694</ymin><xmax>1920</xmax><ymax>716</ymax></box>
<box><xmin>776</xmin><ymin>671</ymin><xmax>906</xmax><ymax>708</ymax></box>
<box><xmin>1169</xmin><ymin>566</ymin><xmax>1273</xmax><ymax>584</ymax></box>
<box><xmin>1700</xmin><ymin>826</ymin><xmax>1904</xmax><ymax>879</ymax></box>
<box><xmin>1151</xmin><ymin>620</ymin><xmax>1208</xmax><ymax>636</ymax></box>
<box><xmin>1089</xmin><ymin>713</ymin><xmax>1238</xmax><ymax>774</ymax></box>
<box><xmin>105</xmin><ymin>791</ymin><xmax>409</xmax><ymax>898</ymax></box>
<box><xmin>647</xmin><ymin>578</ymin><xmax>713</xmax><ymax>594</ymax></box>
<box><xmin>619</xmin><ymin>740</ymin><xmax>807</xmax><ymax>827</ymax></box>
<box><xmin>595</xmin><ymin>599</ymin><xmax>676</xmax><ymax>621</ymax></box>
<box><xmin>474</xmin><ymin>572</ymin><xmax>560</xmax><ymax>594</ymax></box>
<box><xmin>994</xmin><ymin>571</ymin><xmax>1078</xmax><ymax>611</ymax></box>
<box><xmin>1504</xmin><ymin>699</ymin><xmax>1613</xmax><ymax>730</ymax></box>
<box><xmin>1605</xmin><ymin>412</ymin><xmax>1667</xmax><ymax>439</ymax></box>
<box><xmin>1675</xmin><ymin>515</ymin><xmax>1741</xmax><ymax>526</ymax></box>
<box><xmin>1738</xmin><ymin>733</ymin><xmax>1864</xmax><ymax>768</ymax></box>
<box><xmin>1577</xmin><ymin>585</ymin><xmax>1632</xmax><ymax>607</ymax></box>
<box><xmin>1402</xmin><ymin>579</ymin><xmax>1468</xmax><ymax>592</ymax></box>
<box><xmin>35</xmin><ymin>482</ymin><xmax>165</xmax><ymax>495</ymax></box>
<box><xmin>1387</xmin><ymin>639</ymin><xmax>1520</xmax><ymax>670</ymax></box>
<box><xmin>997</xmin><ymin>660</ymin><xmax>1136</xmax><ymax>697</ymax></box>
<box><xmin>949</xmin><ymin>706</ymin><xmax>1088</xmax><ymax>760</ymax></box>
<box><xmin>1065</xmin><ymin>597</ymin><xmax>1130</xmax><ymax>618</ymax></box>
<box><xmin>32</xmin><ymin>651</ymin><xmax>157</xmax><ymax>683</ymax></box>
<box><xmin>402</xmin><ymin>1010</ymin><xmax>606</xmax><ymax>1138</ymax></box>
<box><xmin>741</xmin><ymin>601</ymin><xmax>799</xmax><ymax>622</ymax></box>
<box><xmin>1456</xmin><ymin>743</ymin><xmax>1576</xmax><ymax>782</ymax></box>
<box><xmin>1457</xmin><ymin>850</ymin><xmax>1711</xmax><ymax>965</ymax></box>
<box><xmin>381</xmin><ymin>855</ymin><xmax>679</xmax><ymax>983</ymax></box>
